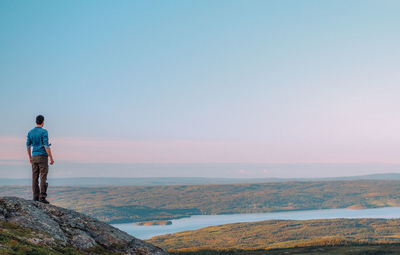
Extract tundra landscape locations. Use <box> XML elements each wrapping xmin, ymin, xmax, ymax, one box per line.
<box><xmin>2</xmin><ymin>0</ymin><xmax>400</xmax><ymax>254</ymax></box>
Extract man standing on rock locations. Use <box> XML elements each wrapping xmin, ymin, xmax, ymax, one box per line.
<box><xmin>26</xmin><ymin>115</ymin><xmax>54</xmax><ymax>204</ymax></box>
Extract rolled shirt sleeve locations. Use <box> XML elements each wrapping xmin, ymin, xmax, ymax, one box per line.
<box><xmin>43</xmin><ymin>130</ymin><xmax>51</xmax><ymax>149</ymax></box>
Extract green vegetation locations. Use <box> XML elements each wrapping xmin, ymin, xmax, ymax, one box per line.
<box><xmin>167</xmin><ymin>245</ymin><xmax>400</xmax><ymax>255</ymax></box>
<box><xmin>1</xmin><ymin>180</ymin><xmax>400</xmax><ymax>223</ymax></box>
<box><xmin>0</xmin><ymin>220</ymin><xmax>128</xmax><ymax>255</ymax></box>
<box><xmin>148</xmin><ymin>218</ymin><xmax>400</xmax><ymax>253</ymax></box>
<box><xmin>0</xmin><ymin>221</ymin><xmax>82</xmax><ymax>255</ymax></box>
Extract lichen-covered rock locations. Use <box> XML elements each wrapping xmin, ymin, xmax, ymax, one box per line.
<box><xmin>0</xmin><ymin>196</ymin><xmax>167</xmax><ymax>254</ymax></box>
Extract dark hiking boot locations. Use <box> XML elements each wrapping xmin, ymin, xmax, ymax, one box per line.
<box><xmin>39</xmin><ymin>198</ymin><xmax>50</xmax><ymax>204</ymax></box>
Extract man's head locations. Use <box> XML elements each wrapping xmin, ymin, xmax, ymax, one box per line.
<box><xmin>36</xmin><ymin>115</ymin><xmax>45</xmax><ymax>126</ymax></box>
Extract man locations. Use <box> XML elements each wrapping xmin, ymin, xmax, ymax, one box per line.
<box><xmin>26</xmin><ymin>115</ymin><xmax>54</xmax><ymax>204</ymax></box>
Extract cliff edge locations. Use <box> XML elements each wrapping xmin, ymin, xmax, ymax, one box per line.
<box><xmin>0</xmin><ymin>196</ymin><xmax>167</xmax><ymax>254</ymax></box>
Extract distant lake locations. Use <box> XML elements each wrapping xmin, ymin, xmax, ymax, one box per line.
<box><xmin>112</xmin><ymin>207</ymin><xmax>400</xmax><ymax>240</ymax></box>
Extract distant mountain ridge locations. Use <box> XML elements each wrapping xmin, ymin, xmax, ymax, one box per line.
<box><xmin>2</xmin><ymin>179</ymin><xmax>400</xmax><ymax>224</ymax></box>
<box><xmin>1</xmin><ymin>173</ymin><xmax>400</xmax><ymax>186</ymax></box>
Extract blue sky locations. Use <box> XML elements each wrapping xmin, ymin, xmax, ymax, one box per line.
<box><xmin>1</xmin><ymin>1</ymin><xmax>400</xmax><ymax>177</ymax></box>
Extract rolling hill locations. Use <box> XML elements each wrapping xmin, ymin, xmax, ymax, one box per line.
<box><xmin>1</xmin><ymin>180</ymin><xmax>400</xmax><ymax>223</ymax></box>
<box><xmin>149</xmin><ymin>218</ymin><xmax>400</xmax><ymax>254</ymax></box>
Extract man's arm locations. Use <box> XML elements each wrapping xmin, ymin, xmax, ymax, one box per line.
<box><xmin>27</xmin><ymin>147</ymin><xmax>32</xmax><ymax>164</ymax></box>
<box><xmin>43</xmin><ymin>130</ymin><xmax>54</xmax><ymax>165</ymax></box>
<box><xmin>45</xmin><ymin>147</ymin><xmax>54</xmax><ymax>165</ymax></box>
<box><xmin>26</xmin><ymin>134</ymin><xmax>32</xmax><ymax>164</ymax></box>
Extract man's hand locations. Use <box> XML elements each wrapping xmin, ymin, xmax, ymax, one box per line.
<box><xmin>50</xmin><ymin>158</ymin><xmax>54</xmax><ymax>165</ymax></box>
<box><xmin>29</xmin><ymin>158</ymin><xmax>33</xmax><ymax>164</ymax></box>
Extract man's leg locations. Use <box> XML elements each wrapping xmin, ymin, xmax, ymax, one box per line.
<box><xmin>32</xmin><ymin>157</ymin><xmax>40</xmax><ymax>201</ymax></box>
<box><xmin>38</xmin><ymin>156</ymin><xmax>49</xmax><ymax>202</ymax></box>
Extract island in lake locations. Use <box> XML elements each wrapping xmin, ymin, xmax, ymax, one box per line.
<box><xmin>136</xmin><ymin>220</ymin><xmax>172</xmax><ymax>226</ymax></box>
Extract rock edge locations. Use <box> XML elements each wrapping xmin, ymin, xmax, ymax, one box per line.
<box><xmin>0</xmin><ymin>196</ymin><xmax>167</xmax><ymax>254</ymax></box>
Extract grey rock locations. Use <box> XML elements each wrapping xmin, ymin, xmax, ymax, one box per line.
<box><xmin>0</xmin><ymin>196</ymin><xmax>168</xmax><ymax>254</ymax></box>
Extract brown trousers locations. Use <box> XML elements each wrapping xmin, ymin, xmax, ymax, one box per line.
<box><xmin>32</xmin><ymin>155</ymin><xmax>49</xmax><ymax>200</ymax></box>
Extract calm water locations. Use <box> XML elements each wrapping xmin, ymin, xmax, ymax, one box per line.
<box><xmin>112</xmin><ymin>207</ymin><xmax>400</xmax><ymax>240</ymax></box>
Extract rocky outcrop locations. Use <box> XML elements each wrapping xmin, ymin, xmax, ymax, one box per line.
<box><xmin>0</xmin><ymin>196</ymin><xmax>167</xmax><ymax>254</ymax></box>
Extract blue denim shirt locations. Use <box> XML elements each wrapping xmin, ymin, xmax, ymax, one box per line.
<box><xmin>26</xmin><ymin>127</ymin><xmax>51</xmax><ymax>157</ymax></box>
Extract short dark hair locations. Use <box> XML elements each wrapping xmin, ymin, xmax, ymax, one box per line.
<box><xmin>36</xmin><ymin>115</ymin><xmax>44</xmax><ymax>125</ymax></box>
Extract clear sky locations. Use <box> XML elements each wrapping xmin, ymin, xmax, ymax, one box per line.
<box><xmin>1</xmin><ymin>1</ymin><xmax>400</xmax><ymax>177</ymax></box>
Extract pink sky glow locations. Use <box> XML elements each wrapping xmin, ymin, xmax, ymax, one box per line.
<box><xmin>1</xmin><ymin>135</ymin><xmax>400</xmax><ymax>165</ymax></box>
